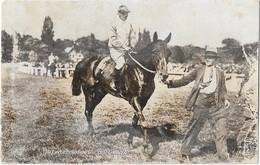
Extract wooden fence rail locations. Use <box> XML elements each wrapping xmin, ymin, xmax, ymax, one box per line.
<box><xmin>19</xmin><ymin>64</ymin><xmax>245</xmax><ymax>80</ymax></box>
<box><xmin>19</xmin><ymin>65</ymin><xmax>75</xmax><ymax>78</ymax></box>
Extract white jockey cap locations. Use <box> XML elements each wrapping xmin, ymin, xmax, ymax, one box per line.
<box><xmin>118</xmin><ymin>5</ymin><xmax>131</xmax><ymax>15</ymax></box>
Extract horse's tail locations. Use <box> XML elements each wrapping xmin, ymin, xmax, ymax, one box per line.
<box><xmin>72</xmin><ymin>68</ymin><xmax>82</xmax><ymax>96</ymax></box>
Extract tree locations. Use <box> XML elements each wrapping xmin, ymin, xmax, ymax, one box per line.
<box><xmin>74</xmin><ymin>34</ymin><xmax>100</xmax><ymax>58</ymax></box>
<box><xmin>28</xmin><ymin>50</ymin><xmax>37</xmax><ymax>62</ymax></box>
<box><xmin>221</xmin><ymin>38</ymin><xmax>243</xmax><ymax>63</ymax></box>
<box><xmin>142</xmin><ymin>29</ymin><xmax>151</xmax><ymax>46</ymax></box>
<box><xmin>17</xmin><ymin>34</ymin><xmax>49</xmax><ymax>62</ymax></box>
<box><xmin>53</xmin><ymin>38</ymin><xmax>74</xmax><ymax>62</ymax></box>
<box><xmin>168</xmin><ymin>46</ymin><xmax>185</xmax><ymax>63</ymax></box>
<box><xmin>12</xmin><ymin>32</ymin><xmax>21</xmax><ymax>62</ymax></box>
<box><xmin>182</xmin><ymin>45</ymin><xmax>204</xmax><ymax>63</ymax></box>
<box><xmin>1</xmin><ymin>30</ymin><xmax>13</xmax><ymax>63</ymax></box>
<box><xmin>41</xmin><ymin>16</ymin><xmax>55</xmax><ymax>53</ymax></box>
<box><xmin>135</xmin><ymin>29</ymin><xmax>151</xmax><ymax>52</ymax></box>
<box><xmin>243</xmin><ymin>42</ymin><xmax>258</xmax><ymax>58</ymax></box>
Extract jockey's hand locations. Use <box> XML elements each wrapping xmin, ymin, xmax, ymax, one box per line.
<box><xmin>124</xmin><ymin>46</ymin><xmax>132</xmax><ymax>51</ymax></box>
<box><xmin>224</xmin><ymin>99</ymin><xmax>230</xmax><ymax>109</ymax></box>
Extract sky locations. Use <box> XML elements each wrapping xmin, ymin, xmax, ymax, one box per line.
<box><xmin>2</xmin><ymin>0</ymin><xmax>259</xmax><ymax>47</ymax></box>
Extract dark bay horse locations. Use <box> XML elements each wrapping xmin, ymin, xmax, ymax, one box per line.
<box><xmin>72</xmin><ymin>32</ymin><xmax>172</xmax><ymax>148</ymax></box>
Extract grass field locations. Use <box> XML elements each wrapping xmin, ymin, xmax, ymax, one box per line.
<box><xmin>1</xmin><ymin>63</ymin><xmax>257</xmax><ymax>163</ymax></box>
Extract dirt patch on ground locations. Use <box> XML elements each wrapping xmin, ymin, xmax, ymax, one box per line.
<box><xmin>1</xmin><ymin>64</ymin><xmax>258</xmax><ymax>163</ymax></box>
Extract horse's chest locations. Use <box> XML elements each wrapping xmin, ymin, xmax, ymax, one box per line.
<box><xmin>133</xmin><ymin>68</ymin><xmax>145</xmax><ymax>86</ymax></box>
<box><xmin>122</xmin><ymin>68</ymin><xmax>147</xmax><ymax>95</ymax></box>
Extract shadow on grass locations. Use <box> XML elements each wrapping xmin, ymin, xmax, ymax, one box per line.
<box><xmin>189</xmin><ymin>138</ymin><xmax>238</xmax><ymax>158</ymax></box>
<box><xmin>96</xmin><ymin>123</ymin><xmax>184</xmax><ymax>157</ymax></box>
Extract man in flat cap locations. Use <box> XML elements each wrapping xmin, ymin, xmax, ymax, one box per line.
<box><xmin>163</xmin><ymin>46</ymin><xmax>230</xmax><ymax>162</ymax></box>
<box><xmin>108</xmin><ymin>5</ymin><xmax>137</xmax><ymax>71</ymax></box>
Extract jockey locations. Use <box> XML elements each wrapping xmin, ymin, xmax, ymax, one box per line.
<box><xmin>108</xmin><ymin>5</ymin><xmax>137</xmax><ymax>71</ymax></box>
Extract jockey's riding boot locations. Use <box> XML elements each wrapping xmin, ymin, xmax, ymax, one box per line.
<box><xmin>104</xmin><ymin>68</ymin><xmax>116</xmax><ymax>91</ymax></box>
<box><xmin>108</xmin><ymin>68</ymin><xmax>122</xmax><ymax>91</ymax></box>
<box><xmin>114</xmin><ymin>68</ymin><xmax>121</xmax><ymax>77</ymax></box>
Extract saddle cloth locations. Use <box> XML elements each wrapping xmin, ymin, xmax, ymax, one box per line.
<box><xmin>94</xmin><ymin>57</ymin><xmax>116</xmax><ymax>77</ymax></box>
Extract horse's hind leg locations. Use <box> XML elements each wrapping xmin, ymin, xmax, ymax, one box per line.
<box><xmin>83</xmin><ymin>84</ymin><xmax>107</xmax><ymax>132</ymax></box>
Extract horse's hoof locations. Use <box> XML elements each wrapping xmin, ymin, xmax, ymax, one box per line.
<box><xmin>143</xmin><ymin>142</ymin><xmax>148</xmax><ymax>151</ymax></box>
<box><xmin>143</xmin><ymin>145</ymin><xmax>148</xmax><ymax>152</ymax></box>
<box><xmin>127</xmin><ymin>141</ymin><xmax>133</xmax><ymax>148</ymax></box>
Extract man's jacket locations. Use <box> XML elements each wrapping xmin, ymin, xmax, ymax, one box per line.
<box><xmin>167</xmin><ymin>65</ymin><xmax>227</xmax><ymax>109</ymax></box>
<box><xmin>108</xmin><ymin>17</ymin><xmax>137</xmax><ymax>53</ymax></box>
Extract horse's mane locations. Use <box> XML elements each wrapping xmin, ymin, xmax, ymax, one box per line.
<box><xmin>126</xmin><ymin>42</ymin><xmax>155</xmax><ymax>67</ymax></box>
<box><xmin>136</xmin><ymin>43</ymin><xmax>153</xmax><ymax>57</ymax></box>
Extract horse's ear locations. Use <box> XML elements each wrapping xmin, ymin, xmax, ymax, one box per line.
<box><xmin>164</xmin><ymin>33</ymin><xmax>172</xmax><ymax>43</ymax></box>
<box><xmin>153</xmin><ymin>32</ymin><xmax>158</xmax><ymax>42</ymax></box>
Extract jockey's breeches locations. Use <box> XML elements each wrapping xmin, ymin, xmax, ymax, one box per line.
<box><xmin>109</xmin><ymin>48</ymin><xmax>125</xmax><ymax>70</ymax></box>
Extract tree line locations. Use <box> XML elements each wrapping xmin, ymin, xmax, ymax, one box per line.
<box><xmin>1</xmin><ymin>16</ymin><xmax>258</xmax><ymax>64</ymax></box>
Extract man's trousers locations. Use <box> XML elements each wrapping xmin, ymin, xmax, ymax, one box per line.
<box><xmin>181</xmin><ymin>92</ymin><xmax>229</xmax><ymax>161</ymax></box>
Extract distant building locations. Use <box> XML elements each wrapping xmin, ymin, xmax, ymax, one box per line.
<box><xmin>65</xmin><ymin>47</ymin><xmax>84</xmax><ymax>63</ymax></box>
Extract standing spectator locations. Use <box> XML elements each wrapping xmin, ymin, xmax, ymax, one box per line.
<box><xmin>48</xmin><ymin>52</ymin><xmax>55</xmax><ymax>66</ymax></box>
<box><xmin>48</xmin><ymin>52</ymin><xmax>56</xmax><ymax>78</ymax></box>
<box><xmin>163</xmin><ymin>47</ymin><xmax>230</xmax><ymax>162</ymax></box>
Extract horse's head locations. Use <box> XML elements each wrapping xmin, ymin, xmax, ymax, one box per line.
<box><xmin>149</xmin><ymin>32</ymin><xmax>172</xmax><ymax>81</ymax></box>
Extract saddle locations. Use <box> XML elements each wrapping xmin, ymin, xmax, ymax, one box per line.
<box><xmin>95</xmin><ymin>57</ymin><xmax>126</xmax><ymax>79</ymax></box>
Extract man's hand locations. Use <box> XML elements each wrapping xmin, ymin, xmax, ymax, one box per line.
<box><xmin>224</xmin><ymin>99</ymin><xmax>230</xmax><ymax>109</ymax></box>
<box><xmin>162</xmin><ymin>79</ymin><xmax>170</xmax><ymax>85</ymax></box>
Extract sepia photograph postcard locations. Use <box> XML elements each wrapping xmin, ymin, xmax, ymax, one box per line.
<box><xmin>1</xmin><ymin>0</ymin><xmax>259</xmax><ymax>163</ymax></box>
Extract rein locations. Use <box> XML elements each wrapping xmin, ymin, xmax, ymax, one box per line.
<box><xmin>128</xmin><ymin>53</ymin><xmax>157</xmax><ymax>74</ymax></box>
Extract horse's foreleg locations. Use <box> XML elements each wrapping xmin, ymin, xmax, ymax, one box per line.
<box><xmin>83</xmin><ymin>85</ymin><xmax>106</xmax><ymax>132</ymax></box>
<box><xmin>84</xmin><ymin>95</ymin><xmax>94</xmax><ymax>131</ymax></box>
<box><xmin>132</xmin><ymin>114</ymin><xmax>139</xmax><ymax>128</ymax></box>
<box><xmin>131</xmin><ymin>97</ymin><xmax>149</xmax><ymax>150</ymax></box>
